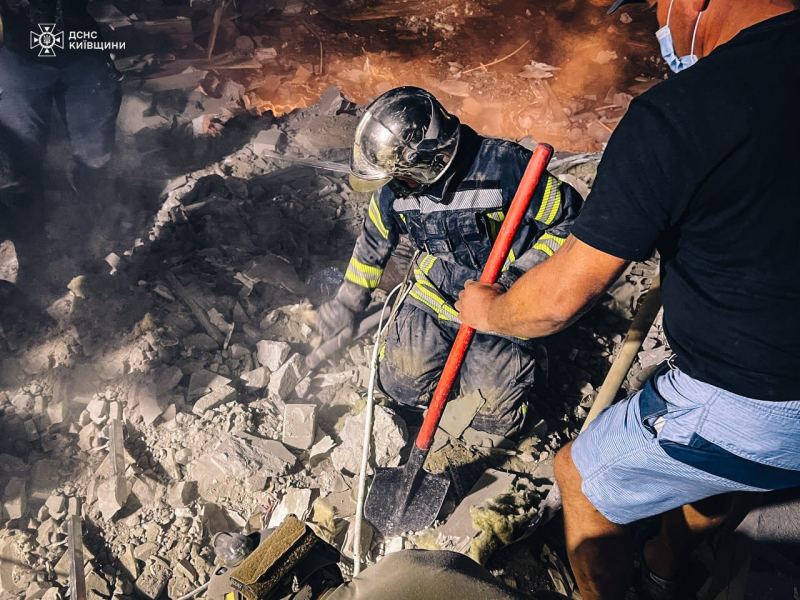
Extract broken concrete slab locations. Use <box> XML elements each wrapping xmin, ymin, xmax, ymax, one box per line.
<box><xmin>205</xmin><ymin>433</ymin><xmax>296</xmax><ymax>491</ymax></box>
<box><xmin>266</xmin><ymin>353</ymin><xmax>308</xmax><ymax>409</ymax></box>
<box><xmin>29</xmin><ymin>459</ymin><xmax>60</xmax><ymax>501</ymax></box>
<box><xmin>3</xmin><ymin>477</ymin><xmax>27</xmax><ymax>519</ymax></box>
<box><xmin>256</xmin><ymin>340</ymin><xmax>291</xmax><ymax>371</ymax></box>
<box><xmin>330</xmin><ymin>405</ymin><xmax>407</xmax><ymax>476</ymax></box>
<box><xmin>192</xmin><ymin>384</ymin><xmax>237</xmax><ymax>415</ymax></box>
<box><xmin>240</xmin><ymin>366</ymin><xmax>270</xmax><ymax>390</ymax></box>
<box><xmin>282</xmin><ymin>404</ymin><xmax>317</xmax><ymax>450</ymax></box>
<box><xmin>438</xmin><ymin>390</ymin><xmax>484</xmax><ymax>440</ymax></box>
<box><xmin>308</xmin><ymin>435</ymin><xmax>336</xmax><ymax>467</ymax></box>
<box><xmin>267</xmin><ymin>488</ymin><xmax>312</xmax><ymax>528</ymax></box>
<box><xmin>135</xmin><ymin>380</ymin><xmax>165</xmax><ymax>426</ymax></box>
<box><xmin>188</xmin><ymin>370</ymin><xmax>232</xmax><ymax>399</ymax></box>
<box><xmin>437</xmin><ymin>469</ymin><xmax>516</xmax><ymax>553</ymax></box>
<box><xmin>341</xmin><ymin>519</ymin><xmax>373</xmax><ymax>560</ymax></box>
<box><xmin>167</xmin><ymin>482</ymin><xmax>199</xmax><ymax>508</ymax></box>
<box><xmin>135</xmin><ymin>558</ymin><xmax>171</xmax><ymax>600</ymax></box>
<box><xmin>253</xmin><ymin>128</ymin><xmax>287</xmax><ymax>155</ymax></box>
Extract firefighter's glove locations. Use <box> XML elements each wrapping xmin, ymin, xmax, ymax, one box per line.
<box><xmin>316</xmin><ymin>298</ymin><xmax>358</xmax><ymax>340</ymax></box>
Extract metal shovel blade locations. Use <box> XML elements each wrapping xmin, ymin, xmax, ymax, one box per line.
<box><xmin>364</xmin><ymin>446</ymin><xmax>450</xmax><ymax>537</ymax></box>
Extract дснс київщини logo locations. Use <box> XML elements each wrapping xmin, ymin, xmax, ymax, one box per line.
<box><xmin>30</xmin><ymin>24</ymin><xmax>64</xmax><ymax>57</ymax></box>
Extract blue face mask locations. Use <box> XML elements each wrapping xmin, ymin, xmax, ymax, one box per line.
<box><xmin>656</xmin><ymin>0</ymin><xmax>703</xmax><ymax>73</ymax></box>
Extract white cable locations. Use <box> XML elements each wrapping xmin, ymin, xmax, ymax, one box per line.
<box><xmin>352</xmin><ymin>280</ymin><xmax>412</xmax><ymax>576</ymax></box>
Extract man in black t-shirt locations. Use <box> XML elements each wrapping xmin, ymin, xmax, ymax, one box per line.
<box><xmin>456</xmin><ymin>0</ymin><xmax>800</xmax><ymax>598</ymax></box>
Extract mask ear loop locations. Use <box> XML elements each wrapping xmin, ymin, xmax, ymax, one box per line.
<box><xmin>665</xmin><ymin>0</ymin><xmax>676</xmax><ymax>28</ymax></box>
<box><xmin>690</xmin><ymin>9</ymin><xmax>703</xmax><ymax>56</ymax></box>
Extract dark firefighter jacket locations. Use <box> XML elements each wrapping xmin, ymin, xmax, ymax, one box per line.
<box><xmin>336</xmin><ymin>125</ymin><xmax>583</xmax><ymax>342</ymax></box>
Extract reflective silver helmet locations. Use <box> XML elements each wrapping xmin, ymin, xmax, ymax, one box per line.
<box><xmin>350</xmin><ymin>86</ymin><xmax>461</xmax><ymax>192</ymax></box>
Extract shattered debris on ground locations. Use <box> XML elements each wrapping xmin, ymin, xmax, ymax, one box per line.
<box><xmin>0</xmin><ymin>86</ymin><xmax>662</xmax><ymax>600</ymax></box>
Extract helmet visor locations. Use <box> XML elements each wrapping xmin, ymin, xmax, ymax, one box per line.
<box><xmin>350</xmin><ymin>108</ymin><xmax>459</xmax><ymax>187</ymax></box>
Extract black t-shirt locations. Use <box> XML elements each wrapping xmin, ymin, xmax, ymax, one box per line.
<box><xmin>572</xmin><ymin>10</ymin><xmax>800</xmax><ymax>401</ymax></box>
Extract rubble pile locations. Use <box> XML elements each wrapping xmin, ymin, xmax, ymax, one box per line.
<box><xmin>104</xmin><ymin>0</ymin><xmax>666</xmax><ymax>154</ymax></box>
<box><xmin>0</xmin><ymin>93</ymin><xmax>663</xmax><ymax>599</ymax></box>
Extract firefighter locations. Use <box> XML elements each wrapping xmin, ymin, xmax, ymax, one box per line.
<box><xmin>317</xmin><ymin>87</ymin><xmax>582</xmax><ymax>440</ymax></box>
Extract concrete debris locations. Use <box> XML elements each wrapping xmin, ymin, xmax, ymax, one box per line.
<box><xmin>192</xmin><ymin>384</ymin><xmax>237</xmax><ymax>415</ymax></box>
<box><xmin>253</xmin><ymin>128</ymin><xmax>287</xmax><ymax>154</ymax></box>
<box><xmin>3</xmin><ymin>477</ymin><xmax>27</xmax><ymax>520</ymax></box>
<box><xmin>331</xmin><ymin>405</ymin><xmax>407</xmax><ymax>476</ymax></box>
<box><xmin>438</xmin><ymin>390</ymin><xmax>485</xmax><ymax>440</ymax></box>
<box><xmin>267</xmin><ymin>488</ymin><xmax>313</xmax><ymax>528</ymax></box>
<box><xmin>205</xmin><ymin>433</ymin><xmax>296</xmax><ymax>491</ymax></box>
<box><xmin>135</xmin><ymin>558</ymin><xmax>171</xmax><ymax>600</ymax></box>
<box><xmin>135</xmin><ymin>379</ymin><xmax>166</xmax><ymax>426</ymax></box>
<box><xmin>167</xmin><ymin>482</ymin><xmax>199</xmax><ymax>508</ymax></box>
<box><xmin>188</xmin><ymin>369</ymin><xmax>232</xmax><ymax>399</ymax></box>
<box><xmin>240</xmin><ymin>365</ymin><xmax>271</xmax><ymax>389</ymax></box>
<box><xmin>266</xmin><ymin>353</ymin><xmax>308</xmax><ymax>409</ymax></box>
<box><xmin>308</xmin><ymin>435</ymin><xmax>336</xmax><ymax>467</ymax></box>
<box><xmin>282</xmin><ymin>404</ymin><xmax>317</xmax><ymax>450</ymax></box>
<box><xmin>437</xmin><ymin>469</ymin><xmax>516</xmax><ymax>554</ymax></box>
<box><xmin>256</xmin><ymin>340</ymin><xmax>292</xmax><ymax>371</ymax></box>
<box><xmin>342</xmin><ymin>518</ymin><xmax>373</xmax><ymax>560</ymax></box>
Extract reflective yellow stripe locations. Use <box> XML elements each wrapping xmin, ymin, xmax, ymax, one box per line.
<box><xmin>420</xmin><ymin>254</ymin><xmax>437</xmax><ymax>274</ymax></box>
<box><xmin>410</xmin><ymin>281</ymin><xmax>460</xmax><ymax>322</ymax></box>
<box><xmin>532</xmin><ymin>232</ymin><xmax>566</xmax><ymax>258</ymax></box>
<box><xmin>345</xmin><ymin>257</ymin><xmax>383</xmax><ymax>289</ymax></box>
<box><xmin>534</xmin><ymin>176</ymin><xmax>561</xmax><ymax>226</ymax></box>
<box><xmin>486</xmin><ymin>211</ymin><xmax>505</xmax><ymax>222</ymax></box>
<box><xmin>398</xmin><ymin>213</ymin><xmax>407</xmax><ymax>224</ymax></box>
<box><xmin>368</xmin><ymin>194</ymin><xmax>390</xmax><ymax>239</ymax></box>
<box><xmin>502</xmin><ymin>249</ymin><xmax>517</xmax><ymax>272</ymax></box>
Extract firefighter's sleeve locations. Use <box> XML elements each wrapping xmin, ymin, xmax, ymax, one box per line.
<box><xmin>334</xmin><ymin>190</ymin><xmax>400</xmax><ymax>312</ymax></box>
<box><xmin>498</xmin><ymin>173</ymin><xmax>584</xmax><ymax>289</ymax></box>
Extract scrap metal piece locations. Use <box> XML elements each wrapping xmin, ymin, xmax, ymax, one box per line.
<box><xmin>68</xmin><ymin>514</ymin><xmax>87</xmax><ymax>600</ymax></box>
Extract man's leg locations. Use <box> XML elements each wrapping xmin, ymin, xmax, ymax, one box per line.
<box><xmin>58</xmin><ymin>55</ymin><xmax>122</xmax><ymax>174</ymax></box>
<box><xmin>643</xmin><ymin>494</ymin><xmax>732</xmax><ymax>580</ymax></box>
<box><xmin>459</xmin><ymin>336</ymin><xmax>536</xmax><ymax>438</ymax></box>
<box><xmin>0</xmin><ymin>49</ymin><xmax>56</xmax><ymax>241</ymax></box>
<box><xmin>555</xmin><ymin>442</ymin><xmax>632</xmax><ymax>600</ymax></box>
<box><xmin>378</xmin><ymin>305</ymin><xmax>452</xmax><ymax>409</ymax></box>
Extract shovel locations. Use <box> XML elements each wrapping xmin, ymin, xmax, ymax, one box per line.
<box><xmin>364</xmin><ymin>143</ymin><xmax>555</xmax><ymax>537</ymax></box>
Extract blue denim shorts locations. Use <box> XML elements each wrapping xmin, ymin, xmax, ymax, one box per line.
<box><xmin>571</xmin><ymin>366</ymin><xmax>800</xmax><ymax>525</ymax></box>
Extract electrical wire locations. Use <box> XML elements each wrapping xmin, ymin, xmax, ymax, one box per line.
<box><xmin>352</xmin><ymin>279</ymin><xmax>413</xmax><ymax>576</ymax></box>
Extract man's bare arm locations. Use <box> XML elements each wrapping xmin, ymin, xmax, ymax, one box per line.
<box><xmin>456</xmin><ymin>235</ymin><xmax>629</xmax><ymax>338</ymax></box>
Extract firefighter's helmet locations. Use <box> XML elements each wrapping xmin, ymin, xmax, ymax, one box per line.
<box><xmin>349</xmin><ymin>86</ymin><xmax>460</xmax><ymax>192</ymax></box>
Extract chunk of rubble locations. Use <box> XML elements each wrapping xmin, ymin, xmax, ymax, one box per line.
<box><xmin>192</xmin><ymin>384</ymin><xmax>237</xmax><ymax>415</ymax></box>
<box><xmin>266</xmin><ymin>353</ymin><xmax>308</xmax><ymax>409</ymax></box>
<box><xmin>342</xmin><ymin>519</ymin><xmax>373</xmax><ymax>560</ymax></box>
<box><xmin>135</xmin><ymin>558</ymin><xmax>171</xmax><ymax>600</ymax></box>
<box><xmin>256</xmin><ymin>340</ymin><xmax>291</xmax><ymax>371</ymax></box>
<box><xmin>167</xmin><ymin>482</ymin><xmax>199</xmax><ymax>508</ymax></box>
<box><xmin>330</xmin><ymin>405</ymin><xmax>407</xmax><ymax>476</ymax></box>
<box><xmin>438</xmin><ymin>391</ymin><xmax>484</xmax><ymax>440</ymax></box>
<box><xmin>29</xmin><ymin>459</ymin><xmax>59</xmax><ymax>500</ymax></box>
<box><xmin>3</xmin><ymin>477</ymin><xmax>27</xmax><ymax>519</ymax></box>
<box><xmin>240</xmin><ymin>366</ymin><xmax>270</xmax><ymax>390</ymax></box>
<box><xmin>188</xmin><ymin>370</ymin><xmax>232</xmax><ymax>399</ymax></box>
<box><xmin>135</xmin><ymin>380</ymin><xmax>165</xmax><ymax>426</ymax></box>
<box><xmin>253</xmin><ymin>128</ymin><xmax>287</xmax><ymax>154</ymax></box>
<box><xmin>201</xmin><ymin>433</ymin><xmax>296</xmax><ymax>491</ymax></box>
<box><xmin>267</xmin><ymin>488</ymin><xmax>312</xmax><ymax>528</ymax></box>
<box><xmin>282</xmin><ymin>404</ymin><xmax>316</xmax><ymax>450</ymax></box>
<box><xmin>308</xmin><ymin>435</ymin><xmax>335</xmax><ymax>467</ymax></box>
<box><xmin>437</xmin><ymin>469</ymin><xmax>516</xmax><ymax>554</ymax></box>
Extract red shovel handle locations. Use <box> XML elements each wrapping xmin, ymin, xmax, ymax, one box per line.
<box><xmin>416</xmin><ymin>143</ymin><xmax>554</xmax><ymax>451</ymax></box>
